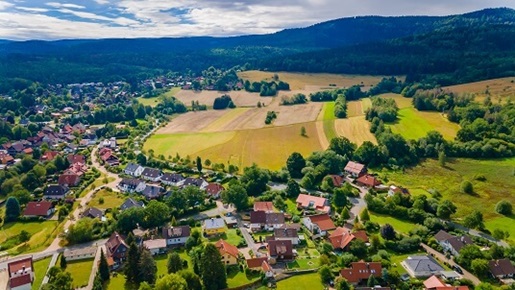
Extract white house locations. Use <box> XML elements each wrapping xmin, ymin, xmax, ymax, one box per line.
<box><xmin>118</xmin><ymin>178</ymin><xmax>146</xmax><ymax>193</ymax></box>
<box><xmin>124</xmin><ymin>163</ymin><xmax>144</xmax><ymax>177</ymax></box>
<box><xmin>63</xmin><ymin>247</ymin><xmax>98</xmax><ymax>261</ymax></box>
<box><xmin>273</xmin><ymin>228</ymin><xmax>300</xmax><ymax>245</ymax></box>
<box><xmin>7</xmin><ymin>257</ymin><xmax>34</xmax><ymax>290</ymax></box>
<box><xmin>143</xmin><ymin>239</ymin><xmax>167</xmax><ymax>255</ymax></box>
<box><xmin>141</xmin><ymin>167</ymin><xmax>162</xmax><ymax>182</ymax></box>
<box><xmin>302</xmin><ymin>214</ymin><xmax>336</xmax><ymax>236</ymax></box>
<box><xmin>160</xmin><ymin>173</ymin><xmax>185</xmax><ymax>187</ymax></box>
<box><xmin>162</xmin><ymin>225</ymin><xmax>191</xmax><ymax>246</ymax></box>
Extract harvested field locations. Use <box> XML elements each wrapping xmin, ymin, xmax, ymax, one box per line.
<box><xmin>157</xmin><ymin>110</ymin><xmax>228</xmax><ymax>133</ymax></box>
<box><xmin>443</xmin><ymin>77</ymin><xmax>515</xmax><ymax>103</ymax></box>
<box><xmin>361</xmin><ymin>98</ymin><xmax>372</xmax><ymax>112</ymax></box>
<box><xmin>379</xmin><ymin>93</ymin><xmax>412</xmax><ymax>109</ymax></box>
<box><xmin>347</xmin><ymin>100</ymin><xmax>364</xmax><ymax>117</ymax></box>
<box><xmin>175</xmin><ymin>89</ymin><xmax>273</xmax><ymax>107</ymax></box>
<box><xmin>274</xmin><ymin>102</ymin><xmax>323</xmax><ymax>126</ymax></box>
<box><xmin>238</xmin><ymin>70</ymin><xmax>403</xmax><ymax>91</ymax></box>
<box><xmin>334</xmin><ymin>116</ymin><xmax>377</xmax><ymax>145</ymax></box>
<box><xmin>200</xmin><ymin>108</ymin><xmax>251</xmax><ymax>132</ymax></box>
<box><xmin>387</xmin><ymin>108</ymin><xmax>460</xmax><ymax>140</ymax></box>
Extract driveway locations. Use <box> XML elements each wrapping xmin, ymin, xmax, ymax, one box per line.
<box><xmin>345</xmin><ymin>177</ymin><xmax>368</xmax><ymax>224</ymax></box>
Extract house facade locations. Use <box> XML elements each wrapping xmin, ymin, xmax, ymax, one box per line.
<box><xmin>43</xmin><ymin>184</ymin><xmax>70</xmax><ymax>200</ymax></box>
<box><xmin>344</xmin><ymin>161</ymin><xmax>367</xmax><ymax>177</ymax></box>
<box><xmin>118</xmin><ymin>178</ymin><xmax>146</xmax><ymax>193</ymax></box>
<box><xmin>273</xmin><ymin>228</ymin><xmax>300</xmax><ymax>245</ymax></box>
<box><xmin>141</xmin><ymin>168</ymin><xmax>162</xmax><ymax>182</ymax></box>
<box><xmin>63</xmin><ymin>247</ymin><xmax>97</xmax><ymax>261</ymax></box>
<box><xmin>162</xmin><ymin>225</ymin><xmax>191</xmax><ymax>246</ymax></box>
<box><xmin>203</xmin><ymin>218</ymin><xmax>225</xmax><ymax>235</ymax></box>
<box><xmin>302</xmin><ymin>214</ymin><xmax>336</xmax><ymax>236</ymax></box>
<box><xmin>160</xmin><ymin>173</ymin><xmax>185</xmax><ymax>187</ymax></box>
<box><xmin>124</xmin><ymin>163</ymin><xmax>144</xmax><ymax>177</ymax></box>
<box><xmin>7</xmin><ymin>257</ymin><xmax>34</xmax><ymax>290</ymax></box>
<box><xmin>143</xmin><ymin>239</ymin><xmax>167</xmax><ymax>255</ymax></box>
<box><xmin>434</xmin><ymin>230</ymin><xmax>474</xmax><ymax>257</ymax></box>
<box><xmin>22</xmin><ymin>201</ymin><xmax>55</xmax><ymax>218</ymax></box>
<box><xmin>215</xmin><ymin>239</ymin><xmax>240</xmax><ymax>265</ymax></box>
<box><xmin>106</xmin><ymin>232</ymin><xmax>129</xmax><ymax>269</ymax></box>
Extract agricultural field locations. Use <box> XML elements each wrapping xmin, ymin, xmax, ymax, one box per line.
<box><xmin>333</xmin><ymin>116</ymin><xmax>377</xmax><ymax>146</ymax></box>
<box><xmin>0</xmin><ymin>220</ymin><xmax>58</xmax><ymax>254</ymax></box>
<box><xmin>65</xmin><ymin>257</ymin><xmax>94</xmax><ymax>288</ymax></box>
<box><xmin>443</xmin><ymin>77</ymin><xmax>515</xmax><ymax>103</ymax></box>
<box><xmin>137</xmin><ymin>87</ymin><xmax>181</xmax><ymax>107</ymax></box>
<box><xmin>347</xmin><ymin>100</ymin><xmax>364</xmax><ymax>117</ymax></box>
<box><xmin>89</xmin><ymin>188</ymin><xmax>125</xmax><ymax>209</ymax></box>
<box><xmin>238</xmin><ymin>70</ymin><xmax>401</xmax><ymax>91</ymax></box>
<box><xmin>175</xmin><ymin>89</ymin><xmax>273</xmax><ymax>108</ymax></box>
<box><xmin>381</xmin><ymin>158</ymin><xmax>515</xmax><ymax>242</ymax></box>
<box><xmin>379</xmin><ymin>93</ymin><xmax>413</xmax><ymax>109</ymax></box>
<box><xmin>387</xmin><ymin>107</ymin><xmax>460</xmax><ymax>140</ymax></box>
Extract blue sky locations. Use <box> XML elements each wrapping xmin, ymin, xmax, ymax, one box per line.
<box><xmin>0</xmin><ymin>0</ymin><xmax>513</xmax><ymax>40</ymax></box>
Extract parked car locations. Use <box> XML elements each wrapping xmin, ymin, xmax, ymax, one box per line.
<box><xmin>453</xmin><ymin>265</ymin><xmax>463</xmax><ymax>274</ymax></box>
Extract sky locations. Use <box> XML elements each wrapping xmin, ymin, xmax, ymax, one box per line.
<box><xmin>0</xmin><ymin>0</ymin><xmax>513</xmax><ymax>40</ymax></box>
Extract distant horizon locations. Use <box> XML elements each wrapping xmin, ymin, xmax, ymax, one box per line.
<box><xmin>0</xmin><ymin>0</ymin><xmax>513</xmax><ymax>41</ymax></box>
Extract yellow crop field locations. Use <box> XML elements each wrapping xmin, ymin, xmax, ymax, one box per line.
<box><xmin>347</xmin><ymin>100</ymin><xmax>364</xmax><ymax>117</ymax></box>
<box><xmin>333</xmin><ymin>116</ymin><xmax>377</xmax><ymax>145</ymax></box>
<box><xmin>378</xmin><ymin>93</ymin><xmax>412</xmax><ymax>109</ymax></box>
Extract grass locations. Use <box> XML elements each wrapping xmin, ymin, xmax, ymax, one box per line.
<box><xmin>65</xmin><ymin>257</ymin><xmax>94</xmax><ymax>288</ymax></box>
<box><xmin>227</xmin><ymin>266</ymin><xmax>261</xmax><ymax>288</ymax></box>
<box><xmin>155</xmin><ymin>254</ymin><xmax>169</xmax><ymax>278</ymax></box>
<box><xmin>105</xmin><ymin>273</ymin><xmax>138</xmax><ymax>290</ymax></box>
<box><xmin>378</xmin><ymin>93</ymin><xmax>413</xmax><ymax>109</ymax></box>
<box><xmin>276</xmin><ymin>272</ymin><xmax>324</xmax><ymax>290</ymax></box>
<box><xmin>0</xmin><ymin>220</ymin><xmax>58</xmax><ymax>254</ymax></box>
<box><xmin>89</xmin><ymin>188</ymin><xmax>125</xmax><ymax>209</ymax></box>
<box><xmin>32</xmin><ymin>256</ymin><xmax>52</xmax><ymax>290</ymax></box>
<box><xmin>485</xmin><ymin>216</ymin><xmax>515</xmax><ymax>244</ymax></box>
<box><xmin>137</xmin><ymin>87</ymin><xmax>181</xmax><ymax>107</ymax></box>
<box><xmin>361</xmin><ymin>98</ymin><xmax>372</xmax><ymax>112</ymax></box>
<box><xmin>333</xmin><ymin>116</ymin><xmax>377</xmax><ymax>146</ymax></box>
<box><xmin>382</xmin><ymin>157</ymin><xmax>515</xmax><ymax>242</ymax></box>
<box><xmin>79</xmin><ymin>174</ymin><xmax>116</xmax><ymax>198</ymax></box>
<box><xmin>443</xmin><ymin>76</ymin><xmax>515</xmax><ymax>104</ymax></box>
<box><xmin>323</xmin><ymin>120</ymin><xmax>337</xmax><ymax>143</ymax></box>
<box><xmin>369</xmin><ymin>212</ymin><xmax>417</xmax><ymax>234</ymax></box>
<box><xmin>207</xmin><ymin>228</ymin><xmax>242</xmax><ymax>246</ymax></box>
<box><xmin>317</xmin><ymin>102</ymin><xmax>336</xmax><ymax>121</ymax></box>
<box><xmin>200</xmin><ymin>108</ymin><xmax>251</xmax><ymax>132</ymax></box>
<box><xmin>386</xmin><ymin>107</ymin><xmax>460</xmax><ymax>140</ymax></box>
<box><xmin>287</xmin><ymin>257</ymin><xmax>319</xmax><ymax>270</ymax></box>
<box><xmin>285</xmin><ymin>198</ymin><xmax>301</xmax><ymax>216</ymax></box>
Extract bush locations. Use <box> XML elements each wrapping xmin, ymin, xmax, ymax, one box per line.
<box><xmin>460</xmin><ymin>181</ymin><xmax>474</xmax><ymax>194</ymax></box>
<box><xmin>495</xmin><ymin>200</ymin><xmax>512</xmax><ymax>215</ymax></box>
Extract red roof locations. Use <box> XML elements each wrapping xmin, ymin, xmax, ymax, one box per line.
<box><xmin>356</xmin><ymin>174</ymin><xmax>381</xmax><ymax>187</ymax></box>
<box><xmin>246</xmin><ymin>257</ymin><xmax>268</xmax><ymax>269</ymax></box>
<box><xmin>329</xmin><ymin>227</ymin><xmax>355</xmax><ymax>249</ymax></box>
<box><xmin>340</xmin><ymin>261</ymin><xmax>382</xmax><ymax>283</ymax></box>
<box><xmin>262</xmin><ymin>261</ymin><xmax>272</xmax><ymax>272</ymax></box>
<box><xmin>67</xmin><ymin>154</ymin><xmax>85</xmax><ymax>164</ymax></box>
<box><xmin>296</xmin><ymin>194</ymin><xmax>330</xmax><ymax>213</ymax></box>
<box><xmin>215</xmin><ymin>239</ymin><xmax>239</xmax><ymax>258</ymax></box>
<box><xmin>40</xmin><ymin>151</ymin><xmax>59</xmax><ymax>161</ymax></box>
<box><xmin>58</xmin><ymin>173</ymin><xmax>80</xmax><ymax>186</ymax></box>
<box><xmin>10</xmin><ymin>274</ymin><xmax>32</xmax><ymax>287</ymax></box>
<box><xmin>424</xmin><ymin>275</ymin><xmax>446</xmax><ymax>289</ymax></box>
<box><xmin>23</xmin><ymin>201</ymin><xmax>54</xmax><ymax>217</ymax></box>
<box><xmin>8</xmin><ymin>257</ymin><xmax>33</xmax><ymax>276</ymax></box>
<box><xmin>344</xmin><ymin>161</ymin><xmax>366</xmax><ymax>175</ymax></box>
<box><xmin>353</xmin><ymin>230</ymin><xmax>369</xmax><ymax>243</ymax></box>
<box><xmin>307</xmin><ymin>214</ymin><xmax>336</xmax><ymax>231</ymax></box>
<box><xmin>329</xmin><ymin>175</ymin><xmax>344</xmax><ymax>187</ymax></box>
<box><xmin>206</xmin><ymin>183</ymin><xmax>224</xmax><ymax>196</ymax></box>
<box><xmin>254</xmin><ymin>202</ymin><xmax>274</xmax><ymax>212</ymax></box>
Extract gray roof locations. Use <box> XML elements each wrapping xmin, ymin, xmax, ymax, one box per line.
<box><xmin>82</xmin><ymin>207</ymin><xmax>103</xmax><ymax>219</ymax></box>
<box><xmin>120</xmin><ymin>178</ymin><xmax>144</xmax><ymax>188</ymax></box>
<box><xmin>162</xmin><ymin>225</ymin><xmax>191</xmax><ymax>239</ymax></box>
<box><xmin>204</xmin><ymin>218</ymin><xmax>225</xmax><ymax>230</ymax></box>
<box><xmin>403</xmin><ymin>256</ymin><xmax>444</xmax><ymax>274</ymax></box>
<box><xmin>141</xmin><ymin>167</ymin><xmax>161</xmax><ymax>178</ymax></box>
<box><xmin>142</xmin><ymin>185</ymin><xmax>164</xmax><ymax>199</ymax></box>
<box><xmin>161</xmin><ymin>173</ymin><xmax>184</xmax><ymax>183</ymax></box>
<box><xmin>63</xmin><ymin>246</ymin><xmax>97</xmax><ymax>258</ymax></box>
<box><xmin>125</xmin><ymin>163</ymin><xmax>141</xmax><ymax>173</ymax></box>
<box><xmin>44</xmin><ymin>184</ymin><xmax>69</xmax><ymax>196</ymax></box>
<box><xmin>120</xmin><ymin>198</ymin><xmax>144</xmax><ymax>211</ymax></box>
<box><xmin>434</xmin><ymin>230</ymin><xmax>454</xmax><ymax>242</ymax></box>
<box><xmin>183</xmin><ymin>177</ymin><xmax>205</xmax><ymax>187</ymax></box>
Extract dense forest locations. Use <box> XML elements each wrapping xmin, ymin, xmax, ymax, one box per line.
<box><xmin>0</xmin><ymin>8</ymin><xmax>514</xmax><ymax>88</ymax></box>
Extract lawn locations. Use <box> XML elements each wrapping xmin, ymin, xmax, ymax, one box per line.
<box><xmin>382</xmin><ymin>157</ymin><xmax>515</xmax><ymax>241</ymax></box>
<box><xmin>32</xmin><ymin>256</ymin><xmax>52</xmax><ymax>290</ymax></box>
<box><xmin>226</xmin><ymin>266</ymin><xmax>261</xmax><ymax>288</ymax></box>
<box><xmin>276</xmin><ymin>272</ymin><xmax>324</xmax><ymax>290</ymax></box>
<box><xmin>369</xmin><ymin>212</ymin><xmax>417</xmax><ymax>234</ymax></box>
<box><xmin>333</xmin><ymin>116</ymin><xmax>377</xmax><ymax>146</ymax></box>
<box><xmin>287</xmin><ymin>257</ymin><xmax>319</xmax><ymax>270</ymax></box>
<box><xmin>155</xmin><ymin>254</ymin><xmax>169</xmax><ymax>278</ymax></box>
<box><xmin>378</xmin><ymin>93</ymin><xmax>413</xmax><ymax>109</ymax></box>
<box><xmin>317</xmin><ymin>102</ymin><xmax>336</xmax><ymax>121</ymax></box>
<box><xmin>137</xmin><ymin>87</ymin><xmax>181</xmax><ymax>107</ymax></box>
<box><xmin>105</xmin><ymin>273</ymin><xmax>138</xmax><ymax>290</ymax></box>
<box><xmin>285</xmin><ymin>198</ymin><xmax>301</xmax><ymax>216</ymax></box>
<box><xmin>89</xmin><ymin>188</ymin><xmax>126</xmax><ymax>209</ymax></box>
<box><xmin>387</xmin><ymin>107</ymin><xmax>460</xmax><ymax>140</ymax></box>
<box><xmin>208</xmin><ymin>228</ymin><xmax>242</xmax><ymax>246</ymax></box>
<box><xmin>79</xmin><ymin>174</ymin><xmax>116</xmax><ymax>198</ymax></box>
<box><xmin>65</xmin><ymin>257</ymin><xmax>94</xmax><ymax>288</ymax></box>
<box><xmin>0</xmin><ymin>220</ymin><xmax>59</xmax><ymax>254</ymax></box>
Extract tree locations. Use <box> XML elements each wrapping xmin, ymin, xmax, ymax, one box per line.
<box><xmin>99</xmin><ymin>249</ymin><xmax>110</xmax><ymax>281</ymax></box>
<box><xmin>240</xmin><ymin>164</ymin><xmax>270</xmax><ymax>196</ymax></box>
<box><xmin>318</xmin><ymin>265</ymin><xmax>334</xmax><ymax>283</ymax></box>
<box><xmin>155</xmin><ymin>274</ymin><xmax>188</xmax><ymax>290</ymax></box>
<box><xmin>332</xmin><ymin>188</ymin><xmax>348</xmax><ymax>209</ymax></box>
<box><xmin>19</xmin><ymin>230</ymin><xmax>30</xmax><ymax>244</ymax></box>
<box><xmin>349</xmin><ymin>239</ymin><xmax>368</xmax><ymax>259</ymax></box>
<box><xmin>471</xmin><ymin>259</ymin><xmax>490</xmax><ymax>278</ymax></box>
<box><xmin>196</xmin><ymin>156</ymin><xmax>202</xmax><ymax>173</ymax></box>
<box><xmin>221</xmin><ymin>182</ymin><xmax>248</xmax><ymax>211</ymax></box>
<box><xmin>92</xmin><ymin>273</ymin><xmax>103</xmax><ymax>290</ymax></box>
<box><xmin>189</xmin><ymin>246</ymin><xmax>203</xmax><ymax>275</ymax></box>
<box><xmin>457</xmin><ymin>245</ymin><xmax>483</xmax><ymax>267</ymax></box>
<box><xmin>285</xmin><ymin>179</ymin><xmax>301</xmax><ymax>197</ymax></box>
<box><xmin>495</xmin><ymin>200</ymin><xmax>512</xmax><ymax>215</ymax></box>
<box><xmin>5</xmin><ymin>197</ymin><xmax>21</xmax><ymax>222</ymax></box>
<box><xmin>125</xmin><ymin>106</ymin><xmax>135</xmax><ymax>120</ymax></box>
<box><xmin>328</xmin><ymin>137</ymin><xmax>356</xmax><ymax>158</ymax></box>
<box><xmin>43</xmin><ymin>267</ymin><xmax>73</xmax><ymax>290</ymax></box>
<box><xmin>139</xmin><ymin>248</ymin><xmax>157</xmax><ymax>284</ymax></box>
<box><xmin>60</xmin><ymin>255</ymin><xmax>67</xmax><ymax>269</ymax></box>
<box><xmin>178</xmin><ymin>270</ymin><xmax>202</xmax><ymax>290</ymax></box>
<box><xmin>143</xmin><ymin>200</ymin><xmax>171</xmax><ymax>228</ymax></box>
<box><xmin>367</xmin><ymin>274</ymin><xmax>378</xmax><ymax>287</ymax></box>
<box><xmin>286</xmin><ymin>152</ymin><xmax>306</xmax><ymax>179</ymax></box>
<box><xmin>201</xmin><ymin>243</ymin><xmax>227</xmax><ymax>290</ymax></box>
<box><xmin>168</xmin><ymin>252</ymin><xmax>183</xmax><ymax>274</ymax></box>
<box><xmin>335</xmin><ymin>277</ymin><xmax>351</xmax><ymax>290</ymax></box>
<box><xmin>438</xmin><ymin>151</ymin><xmax>446</xmax><ymax>167</ymax></box>
<box><xmin>139</xmin><ymin>282</ymin><xmax>153</xmax><ymax>290</ymax></box>
<box><xmin>125</xmin><ymin>242</ymin><xmax>140</xmax><ymax>282</ymax></box>
<box><xmin>300</xmin><ymin>126</ymin><xmax>307</xmax><ymax>136</ymax></box>
<box><xmin>185</xmin><ymin>230</ymin><xmax>202</xmax><ymax>251</ymax></box>
<box><xmin>341</xmin><ymin>207</ymin><xmax>350</xmax><ymax>220</ymax></box>
<box><xmin>183</xmin><ymin>186</ymin><xmax>205</xmax><ymax>209</ymax></box>
<box><xmin>360</xmin><ymin>208</ymin><xmax>370</xmax><ymax>222</ymax></box>
<box><xmin>273</xmin><ymin>195</ymin><xmax>287</xmax><ymax>211</ymax></box>
<box><xmin>460</xmin><ymin>180</ymin><xmax>474</xmax><ymax>194</ymax></box>
<box><xmin>380</xmin><ymin>224</ymin><xmax>396</xmax><ymax>240</ymax></box>
<box><xmin>436</xmin><ymin>200</ymin><xmax>457</xmax><ymax>219</ymax></box>
<box><xmin>463</xmin><ymin>210</ymin><xmax>484</xmax><ymax>230</ymax></box>
<box><xmin>67</xmin><ymin>218</ymin><xmax>94</xmax><ymax>244</ymax></box>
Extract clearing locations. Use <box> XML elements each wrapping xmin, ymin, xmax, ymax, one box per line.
<box><xmin>0</xmin><ymin>220</ymin><xmax>58</xmax><ymax>254</ymax></box>
<box><xmin>369</xmin><ymin>212</ymin><xmax>417</xmax><ymax>234</ymax></box>
<box><xmin>387</xmin><ymin>108</ymin><xmax>460</xmax><ymax>140</ymax></box>
<box><xmin>379</xmin><ymin>93</ymin><xmax>413</xmax><ymax>109</ymax></box>
<box><xmin>443</xmin><ymin>77</ymin><xmax>515</xmax><ymax>103</ymax></box>
<box><xmin>137</xmin><ymin>87</ymin><xmax>181</xmax><ymax>107</ymax></box>
<box><xmin>175</xmin><ymin>89</ymin><xmax>273</xmax><ymax>107</ymax></box>
<box><xmin>274</xmin><ymin>272</ymin><xmax>323</xmax><ymax>290</ymax></box>
<box><xmin>89</xmin><ymin>189</ymin><xmax>125</xmax><ymax>209</ymax></box>
<box><xmin>333</xmin><ymin>116</ymin><xmax>377</xmax><ymax>145</ymax></box>
<box><xmin>381</xmin><ymin>157</ymin><xmax>515</xmax><ymax>243</ymax></box>
<box><xmin>65</xmin><ymin>257</ymin><xmax>94</xmax><ymax>288</ymax></box>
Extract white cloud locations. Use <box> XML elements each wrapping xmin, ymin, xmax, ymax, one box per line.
<box><xmin>46</xmin><ymin>2</ymin><xmax>86</xmax><ymax>9</ymax></box>
<box><xmin>0</xmin><ymin>1</ymin><xmax>14</xmax><ymax>10</ymax></box>
<box><xmin>94</xmin><ymin>0</ymin><xmax>109</xmax><ymax>4</ymax></box>
<box><xmin>16</xmin><ymin>6</ymin><xmax>50</xmax><ymax>12</ymax></box>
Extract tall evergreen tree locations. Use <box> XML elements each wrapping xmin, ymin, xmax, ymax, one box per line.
<box><xmin>168</xmin><ymin>252</ymin><xmax>183</xmax><ymax>274</ymax></box>
<box><xmin>200</xmin><ymin>244</ymin><xmax>227</xmax><ymax>290</ymax></box>
<box><xmin>60</xmin><ymin>255</ymin><xmax>67</xmax><ymax>269</ymax></box>
<box><xmin>98</xmin><ymin>249</ymin><xmax>110</xmax><ymax>281</ymax></box>
<box><xmin>138</xmin><ymin>248</ymin><xmax>157</xmax><ymax>284</ymax></box>
<box><xmin>196</xmin><ymin>156</ymin><xmax>202</xmax><ymax>173</ymax></box>
<box><xmin>5</xmin><ymin>197</ymin><xmax>21</xmax><ymax>222</ymax></box>
<box><xmin>124</xmin><ymin>242</ymin><xmax>140</xmax><ymax>282</ymax></box>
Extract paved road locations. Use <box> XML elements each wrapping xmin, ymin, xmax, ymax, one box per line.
<box><xmin>449</xmin><ymin>222</ymin><xmax>509</xmax><ymax>248</ymax></box>
<box><xmin>345</xmin><ymin>178</ymin><xmax>369</xmax><ymax>224</ymax></box>
<box><xmin>420</xmin><ymin>243</ymin><xmax>481</xmax><ymax>286</ymax></box>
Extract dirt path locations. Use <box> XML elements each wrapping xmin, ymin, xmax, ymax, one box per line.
<box><xmin>315</xmin><ymin>121</ymin><xmax>330</xmax><ymax>150</ymax></box>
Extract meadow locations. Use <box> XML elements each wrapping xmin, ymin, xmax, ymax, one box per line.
<box><xmin>65</xmin><ymin>257</ymin><xmax>94</xmax><ymax>288</ymax></box>
<box><xmin>387</xmin><ymin>107</ymin><xmax>460</xmax><ymax>140</ymax></box>
<box><xmin>89</xmin><ymin>188</ymin><xmax>126</xmax><ymax>209</ymax></box>
<box><xmin>0</xmin><ymin>220</ymin><xmax>58</xmax><ymax>254</ymax></box>
<box><xmin>443</xmin><ymin>76</ymin><xmax>515</xmax><ymax>103</ymax></box>
<box><xmin>33</xmin><ymin>256</ymin><xmax>52</xmax><ymax>290</ymax></box>
<box><xmin>137</xmin><ymin>87</ymin><xmax>182</xmax><ymax>107</ymax></box>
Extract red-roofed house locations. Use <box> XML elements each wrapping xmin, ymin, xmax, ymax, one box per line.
<box><xmin>254</xmin><ymin>201</ymin><xmax>274</xmax><ymax>212</ymax></box>
<box><xmin>340</xmin><ymin>261</ymin><xmax>382</xmax><ymax>284</ymax></box>
<box><xmin>423</xmin><ymin>275</ymin><xmax>470</xmax><ymax>290</ymax></box>
<box><xmin>22</xmin><ymin>201</ymin><xmax>55</xmax><ymax>218</ymax></box>
<box><xmin>215</xmin><ymin>239</ymin><xmax>240</xmax><ymax>265</ymax></box>
<box><xmin>353</xmin><ymin>230</ymin><xmax>369</xmax><ymax>243</ymax></box>
<box><xmin>329</xmin><ymin>227</ymin><xmax>355</xmax><ymax>250</ymax></box>
<box><xmin>302</xmin><ymin>214</ymin><xmax>336</xmax><ymax>236</ymax></box>
<box><xmin>206</xmin><ymin>183</ymin><xmax>224</xmax><ymax>199</ymax></box>
<box><xmin>67</xmin><ymin>154</ymin><xmax>85</xmax><ymax>165</ymax></box>
<box><xmin>296</xmin><ymin>194</ymin><xmax>331</xmax><ymax>213</ymax></box>
<box><xmin>40</xmin><ymin>151</ymin><xmax>59</xmax><ymax>162</ymax></box>
<box><xmin>99</xmin><ymin>148</ymin><xmax>119</xmax><ymax>166</ymax></box>
<box><xmin>105</xmin><ymin>232</ymin><xmax>128</xmax><ymax>269</ymax></box>
<box><xmin>356</xmin><ymin>174</ymin><xmax>381</xmax><ymax>188</ymax></box>
<box><xmin>58</xmin><ymin>172</ymin><xmax>81</xmax><ymax>187</ymax></box>
<box><xmin>344</xmin><ymin>161</ymin><xmax>367</xmax><ymax>177</ymax></box>
<box><xmin>329</xmin><ymin>175</ymin><xmax>344</xmax><ymax>187</ymax></box>
<box><xmin>7</xmin><ymin>257</ymin><xmax>34</xmax><ymax>290</ymax></box>
<box><xmin>268</xmin><ymin>240</ymin><xmax>293</xmax><ymax>262</ymax></box>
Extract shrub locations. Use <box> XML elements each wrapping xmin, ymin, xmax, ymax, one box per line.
<box><xmin>460</xmin><ymin>181</ymin><xmax>474</xmax><ymax>194</ymax></box>
<box><xmin>495</xmin><ymin>200</ymin><xmax>512</xmax><ymax>215</ymax></box>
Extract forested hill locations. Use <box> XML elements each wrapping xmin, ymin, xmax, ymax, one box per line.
<box><xmin>0</xmin><ymin>7</ymin><xmax>514</xmax><ymax>87</ymax></box>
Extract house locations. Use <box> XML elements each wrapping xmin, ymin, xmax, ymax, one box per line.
<box><xmin>401</xmin><ymin>256</ymin><xmax>444</xmax><ymax>278</ymax></box>
<box><xmin>340</xmin><ymin>261</ymin><xmax>382</xmax><ymax>284</ymax></box>
<box><xmin>58</xmin><ymin>172</ymin><xmax>81</xmax><ymax>187</ymax></box>
<box><xmin>250</xmin><ymin>211</ymin><xmax>285</xmax><ymax>232</ymax></box>
<box><xmin>120</xmin><ymin>197</ymin><xmax>145</xmax><ymax>211</ymax></box>
<box><xmin>7</xmin><ymin>257</ymin><xmax>34</xmax><ymax>290</ymax></box>
<box><xmin>302</xmin><ymin>214</ymin><xmax>336</xmax><ymax>236</ymax></box>
<box><xmin>329</xmin><ymin>227</ymin><xmax>356</xmax><ymax>250</ymax></box>
<box><xmin>99</xmin><ymin>137</ymin><xmax>117</xmax><ymax>149</ymax></box>
<box><xmin>353</xmin><ymin>230</ymin><xmax>369</xmax><ymax>243</ymax></box>
<box><xmin>43</xmin><ymin>184</ymin><xmax>70</xmax><ymax>200</ymax></box>
<box><xmin>329</xmin><ymin>175</ymin><xmax>345</xmax><ymax>187</ymax></box>
<box><xmin>160</xmin><ymin>173</ymin><xmax>185</xmax><ymax>186</ymax></box>
<box><xmin>423</xmin><ymin>275</ymin><xmax>470</xmax><ymax>290</ymax></box>
<box><xmin>141</xmin><ymin>167</ymin><xmax>162</xmax><ymax>182</ymax></box>
<box><xmin>246</xmin><ymin>257</ymin><xmax>274</xmax><ymax>277</ymax></box>
<box><xmin>344</xmin><ymin>161</ymin><xmax>367</xmax><ymax>177</ymax></box>
<box><xmin>162</xmin><ymin>225</ymin><xmax>191</xmax><ymax>246</ymax></box>
<box><xmin>66</xmin><ymin>163</ymin><xmax>88</xmax><ymax>177</ymax></box>
<box><xmin>100</xmin><ymin>150</ymin><xmax>119</xmax><ymax>166</ymax></box>
<box><xmin>273</xmin><ymin>228</ymin><xmax>300</xmax><ymax>245</ymax></box>
<box><xmin>143</xmin><ymin>239</ymin><xmax>167</xmax><ymax>255</ymax></box>
<box><xmin>489</xmin><ymin>259</ymin><xmax>515</xmax><ymax>280</ymax></box>
<box><xmin>40</xmin><ymin>151</ymin><xmax>59</xmax><ymax>162</ymax></box>
<box><xmin>0</xmin><ymin>151</ymin><xmax>14</xmax><ymax>165</ymax></box>
<box><xmin>206</xmin><ymin>183</ymin><xmax>224</xmax><ymax>198</ymax></box>
<box><xmin>82</xmin><ymin>207</ymin><xmax>103</xmax><ymax>219</ymax></box>
<box><xmin>268</xmin><ymin>240</ymin><xmax>293</xmax><ymax>262</ymax></box>
<box><xmin>118</xmin><ymin>178</ymin><xmax>146</xmax><ymax>193</ymax></box>
<box><xmin>203</xmin><ymin>218</ymin><xmax>225</xmax><ymax>236</ymax></box>
<box><xmin>63</xmin><ymin>247</ymin><xmax>97</xmax><ymax>261</ymax></box>
<box><xmin>124</xmin><ymin>163</ymin><xmax>144</xmax><ymax>177</ymax></box>
<box><xmin>295</xmin><ymin>194</ymin><xmax>331</xmax><ymax>213</ymax></box>
<box><xmin>22</xmin><ymin>201</ymin><xmax>55</xmax><ymax>218</ymax></box>
<box><xmin>215</xmin><ymin>239</ymin><xmax>240</xmax><ymax>265</ymax></box>
<box><xmin>67</xmin><ymin>154</ymin><xmax>85</xmax><ymax>165</ymax></box>
<box><xmin>182</xmin><ymin>177</ymin><xmax>208</xmax><ymax>190</ymax></box>
<box><xmin>106</xmin><ymin>232</ymin><xmax>129</xmax><ymax>269</ymax></box>
<box><xmin>434</xmin><ymin>230</ymin><xmax>474</xmax><ymax>257</ymax></box>
<box><xmin>388</xmin><ymin>185</ymin><xmax>410</xmax><ymax>197</ymax></box>
<box><xmin>254</xmin><ymin>201</ymin><xmax>274</xmax><ymax>212</ymax></box>
<box><xmin>141</xmin><ymin>185</ymin><xmax>165</xmax><ymax>199</ymax></box>
<box><xmin>355</xmin><ymin>174</ymin><xmax>381</xmax><ymax>188</ymax></box>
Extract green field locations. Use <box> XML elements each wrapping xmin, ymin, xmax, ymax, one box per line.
<box><xmin>227</xmin><ymin>266</ymin><xmax>261</xmax><ymax>288</ymax></box>
<box><xmin>32</xmin><ymin>256</ymin><xmax>52</xmax><ymax>290</ymax></box>
<box><xmin>137</xmin><ymin>87</ymin><xmax>181</xmax><ymax>107</ymax></box>
<box><xmin>89</xmin><ymin>189</ymin><xmax>126</xmax><ymax>209</ymax></box>
<box><xmin>66</xmin><ymin>257</ymin><xmax>94</xmax><ymax>288</ymax></box>
<box><xmin>0</xmin><ymin>220</ymin><xmax>58</xmax><ymax>254</ymax></box>
<box><xmin>382</xmin><ymin>158</ymin><xmax>515</xmax><ymax>241</ymax></box>
<box><xmin>387</xmin><ymin>107</ymin><xmax>460</xmax><ymax>140</ymax></box>
<box><xmin>276</xmin><ymin>273</ymin><xmax>324</xmax><ymax>290</ymax></box>
<box><xmin>369</xmin><ymin>212</ymin><xmax>417</xmax><ymax>234</ymax></box>
<box><xmin>207</xmin><ymin>228</ymin><xmax>242</xmax><ymax>246</ymax></box>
